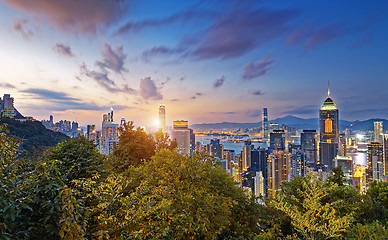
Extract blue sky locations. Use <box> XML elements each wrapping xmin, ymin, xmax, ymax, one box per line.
<box><xmin>0</xmin><ymin>0</ymin><xmax>387</xmax><ymax>128</ymax></box>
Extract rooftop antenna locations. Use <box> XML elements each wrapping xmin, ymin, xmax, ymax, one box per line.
<box><xmin>327</xmin><ymin>80</ymin><xmax>330</xmax><ymax>98</ymax></box>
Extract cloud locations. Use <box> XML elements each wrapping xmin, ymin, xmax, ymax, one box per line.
<box><xmin>208</xmin><ymin>111</ymin><xmax>236</xmax><ymax>115</ymax></box>
<box><xmin>21</xmin><ymin>88</ymin><xmax>128</xmax><ymax>111</ymax></box>
<box><xmin>53</xmin><ymin>42</ymin><xmax>74</xmax><ymax>57</ymax></box>
<box><xmin>12</xmin><ymin>18</ymin><xmax>34</xmax><ymax>39</ymax></box>
<box><xmin>22</xmin><ymin>88</ymin><xmax>79</xmax><ymax>101</ymax></box>
<box><xmin>0</xmin><ymin>82</ymin><xmax>16</xmax><ymax>89</ymax></box>
<box><xmin>246</xmin><ymin>109</ymin><xmax>261</xmax><ymax>118</ymax></box>
<box><xmin>304</xmin><ymin>22</ymin><xmax>343</xmax><ymax>49</ymax></box>
<box><xmin>250</xmin><ymin>90</ymin><xmax>264</xmax><ymax>95</ymax></box>
<box><xmin>243</xmin><ymin>54</ymin><xmax>274</xmax><ymax>80</ymax></box>
<box><xmin>4</xmin><ymin>0</ymin><xmax>127</xmax><ymax>35</ymax></box>
<box><xmin>141</xmin><ymin>46</ymin><xmax>185</xmax><ymax>63</ymax></box>
<box><xmin>196</xmin><ymin>92</ymin><xmax>203</xmax><ymax>96</ymax></box>
<box><xmin>213</xmin><ymin>75</ymin><xmax>225</xmax><ymax>88</ymax></box>
<box><xmin>282</xmin><ymin>105</ymin><xmax>318</xmax><ymax>115</ymax></box>
<box><xmin>80</xmin><ymin>63</ymin><xmax>136</xmax><ymax>94</ymax></box>
<box><xmin>140</xmin><ymin>77</ymin><xmax>162</xmax><ymax>100</ymax></box>
<box><xmin>96</xmin><ymin>44</ymin><xmax>127</xmax><ymax>73</ymax></box>
<box><xmin>116</xmin><ymin>10</ymin><xmax>214</xmax><ymax>35</ymax></box>
<box><xmin>192</xmin><ymin>8</ymin><xmax>299</xmax><ymax>59</ymax></box>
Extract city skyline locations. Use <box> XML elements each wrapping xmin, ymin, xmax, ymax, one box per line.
<box><xmin>1</xmin><ymin>1</ymin><xmax>388</xmax><ymax>127</ymax></box>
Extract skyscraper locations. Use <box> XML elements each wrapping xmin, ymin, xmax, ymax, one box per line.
<box><xmin>319</xmin><ymin>85</ymin><xmax>339</xmax><ymax>172</ymax></box>
<box><xmin>270</xmin><ymin>130</ymin><xmax>285</xmax><ymax>153</ymax></box>
<box><xmin>374</xmin><ymin>121</ymin><xmax>383</xmax><ymax>143</ymax></box>
<box><xmin>159</xmin><ymin>104</ymin><xmax>166</xmax><ymax>132</ymax></box>
<box><xmin>367</xmin><ymin>142</ymin><xmax>384</xmax><ymax>182</ymax></box>
<box><xmin>1</xmin><ymin>94</ymin><xmax>15</xmax><ymax>118</ymax></box>
<box><xmin>267</xmin><ymin>151</ymin><xmax>290</xmax><ymax>198</ymax></box>
<box><xmin>262</xmin><ymin>108</ymin><xmax>269</xmax><ymax>142</ymax></box>
<box><xmin>171</xmin><ymin>120</ymin><xmax>190</xmax><ymax>155</ymax></box>
<box><xmin>301</xmin><ymin>130</ymin><xmax>317</xmax><ymax>169</ymax></box>
<box><xmin>242</xmin><ymin>143</ymin><xmax>252</xmax><ymax>170</ymax></box>
<box><xmin>383</xmin><ymin>134</ymin><xmax>388</xmax><ymax>175</ymax></box>
<box><xmin>101</xmin><ymin>108</ymin><xmax>119</xmax><ymax>155</ymax></box>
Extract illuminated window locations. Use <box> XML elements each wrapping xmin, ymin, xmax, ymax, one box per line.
<box><xmin>325</xmin><ymin>119</ymin><xmax>333</xmax><ymax>133</ymax></box>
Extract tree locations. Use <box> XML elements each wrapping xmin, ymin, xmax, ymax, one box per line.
<box><xmin>154</xmin><ymin>129</ymin><xmax>177</xmax><ymax>151</ymax></box>
<box><xmin>272</xmin><ymin>176</ymin><xmax>353</xmax><ymax>240</ymax></box>
<box><xmin>111</xmin><ymin>122</ymin><xmax>156</xmax><ymax>172</ymax></box>
<box><xmin>78</xmin><ymin>150</ymin><xmax>263</xmax><ymax>239</ymax></box>
<box><xmin>45</xmin><ymin>136</ymin><xmax>106</xmax><ymax>182</ymax></box>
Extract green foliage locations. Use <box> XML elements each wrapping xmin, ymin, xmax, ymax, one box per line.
<box><xmin>345</xmin><ymin>222</ymin><xmax>388</xmax><ymax>240</ymax></box>
<box><xmin>272</xmin><ymin>176</ymin><xmax>353</xmax><ymax>240</ymax></box>
<box><xmin>77</xmin><ymin>150</ymin><xmax>263</xmax><ymax>239</ymax></box>
<box><xmin>154</xmin><ymin>129</ymin><xmax>177</xmax><ymax>151</ymax></box>
<box><xmin>112</xmin><ymin>122</ymin><xmax>156</xmax><ymax>171</ymax></box>
<box><xmin>45</xmin><ymin>136</ymin><xmax>106</xmax><ymax>182</ymax></box>
<box><xmin>327</xmin><ymin>166</ymin><xmax>346</xmax><ymax>186</ymax></box>
<box><xmin>358</xmin><ymin>180</ymin><xmax>388</xmax><ymax>224</ymax></box>
<box><xmin>0</xmin><ymin>118</ymin><xmax>68</xmax><ymax>157</ymax></box>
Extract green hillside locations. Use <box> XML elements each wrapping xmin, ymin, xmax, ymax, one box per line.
<box><xmin>0</xmin><ymin>117</ymin><xmax>68</xmax><ymax>155</ymax></box>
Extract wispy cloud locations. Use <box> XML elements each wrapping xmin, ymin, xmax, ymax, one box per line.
<box><xmin>213</xmin><ymin>75</ymin><xmax>225</xmax><ymax>88</ymax></box>
<box><xmin>140</xmin><ymin>77</ymin><xmax>162</xmax><ymax>100</ymax></box>
<box><xmin>0</xmin><ymin>82</ymin><xmax>16</xmax><ymax>89</ymax></box>
<box><xmin>12</xmin><ymin>18</ymin><xmax>34</xmax><ymax>39</ymax></box>
<box><xmin>116</xmin><ymin>10</ymin><xmax>215</xmax><ymax>35</ymax></box>
<box><xmin>21</xmin><ymin>88</ymin><xmax>128</xmax><ymax>111</ymax></box>
<box><xmin>141</xmin><ymin>46</ymin><xmax>185</xmax><ymax>63</ymax></box>
<box><xmin>80</xmin><ymin>63</ymin><xmax>136</xmax><ymax>94</ymax></box>
<box><xmin>250</xmin><ymin>90</ymin><xmax>264</xmax><ymax>95</ymax></box>
<box><xmin>97</xmin><ymin>44</ymin><xmax>127</xmax><ymax>73</ymax></box>
<box><xmin>53</xmin><ymin>42</ymin><xmax>74</xmax><ymax>57</ymax></box>
<box><xmin>192</xmin><ymin>8</ymin><xmax>299</xmax><ymax>59</ymax></box>
<box><xmin>243</xmin><ymin>54</ymin><xmax>273</xmax><ymax>80</ymax></box>
<box><xmin>22</xmin><ymin>88</ymin><xmax>79</xmax><ymax>101</ymax></box>
<box><xmin>4</xmin><ymin>0</ymin><xmax>128</xmax><ymax>35</ymax></box>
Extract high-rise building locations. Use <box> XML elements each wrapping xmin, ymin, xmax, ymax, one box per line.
<box><xmin>301</xmin><ymin>130</ymin><xmax>317</xmax><ymax>168</ymax></box>
<box><xmin>383</xmin><ymin>134</ymin><xmax>388</xmax><ymax>175</ymax></box>
<box><xmin>101</xmin><ymin>108</ymin><xmax>119</xmax><ymax>155</ymax></box>
<box><xmin>374</xmin><ymin>121</ymin><xmax>383</xmax><ymax>143</ymax></box>
<box><xmin>171</xmin><ymin>120</ymin><xmax>190</xmax><ymax>155</ymax></box>
<box><xmin>290</xmin><ymin>148</ymin><xmax>306</xmax><ymax>179</ymax></box>
<box><xmin>319</xmin><ymin>85</ymin><xmax>339</xmax><ymax>172</ymax></box>
<box><xmin>1</xmin><ymin>94</ymin><xmax>15</xmax><ymax>118</ymax></box>
<box><xmin>367</xmin><ymin>142</ymin><xmax>384</xmax><ymax>182</ymax></box>
<box><xmin>267</xmin><ymin>151</ymin><xmax>290</xmax><ymax>198</ymax></box>
<box><xmin>242</xmin><ymin>142</ymin><xmax>252</xmax><ymax>170</ymax></box>
<box><xmin>270</xmin><ymin>130</ymin><xmax>285</xmax><ymax>153</ymax></box>
<box><xmin>209</xmin><ymin>138</ymin><xmax>224</xmax><ymax>159</ymax></box>
<box><xmin>87</xmin><ymin>125</ymin><xmax>96</xmax><ymax>141</ymax></box>
<box><xmin>254</xmin><ymin>171</ymin><xmax>265</xmax><ymax>199</ymax></box>
<box><xmin>159</xmin><ymin>104</ymin><xmax>166</xmax><ymax>132</ymax></box>
<box><xmin>262</xmin><ymin>108</ymin><xmax>269</xmax><ymax>142</ymax></box>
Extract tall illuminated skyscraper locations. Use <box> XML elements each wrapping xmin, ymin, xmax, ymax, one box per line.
<box><xmin>171</xmin><ymin>120</ymin><xmax>190</xmax><ymax>154</ymax></box>
<box><xmin>262</xmin><ymin>108</ymin><xmax>269</xmax><ymax>142</ymax></box>
<box><xmin>101</xmin><ymin>108</ymin><xmax>119</xmax><ymax>155</ymax></box>
<box><xmin>374</xmin><ymin>121</ymin><xmax>383</xmax><ymax>143</ymax></box>
<box><xmin>159</xmin><ymin>104</ymin><xmax>166</xmax><ymax>131</ymax></box>
<box><xmin>319</xmin><ymin>85</ymin><xmax>339</xmax><ymax>172</ymax></box>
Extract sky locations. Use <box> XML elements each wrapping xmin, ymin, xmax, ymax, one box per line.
<box><xmin>0</xmin><ymin>0</ymin><xmax>388</xmax><ymax>129</ymax></box>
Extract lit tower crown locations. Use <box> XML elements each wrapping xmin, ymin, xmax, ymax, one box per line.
<box><xmin>318</xmin><ymin>82</ymin><xmax>339</xmax><ymax>172</ymax></box>
<box><xmin>320</xmin><ymin>83</ymin><xmax>337</xmax><ymax>110</ymax></box>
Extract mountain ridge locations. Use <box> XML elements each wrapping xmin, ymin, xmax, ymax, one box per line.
<box><xmin>190</xmin><ymin>115</ymin><xmax>384</xmax><ymax>131</ymax></box>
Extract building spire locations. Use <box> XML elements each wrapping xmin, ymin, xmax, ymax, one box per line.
<box><xmin>327</xmin><ymin>80</ymin><xmax>330</xmax><ymax>98</ymax></box>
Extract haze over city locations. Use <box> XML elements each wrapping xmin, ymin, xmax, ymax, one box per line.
<box><xmin>0</xmin><ymin>0</ymin><xmax>388</xmax><ymax>128</ymax></box>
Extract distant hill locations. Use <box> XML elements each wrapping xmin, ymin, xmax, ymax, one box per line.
<box><xmin>190</xmin><ymin>115</ymin><xmax>378</xmax><ymax>131</ymax></box>
<box><xmin>0</xmin><ymin>117</ymin><xmax>68</xmax><ymax>155</ymax></box>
